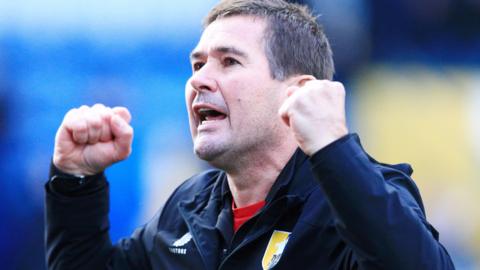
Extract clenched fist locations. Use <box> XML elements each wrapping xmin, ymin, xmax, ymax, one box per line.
<box><xmin>53</xmin><ymin>104</ymin><xmax>134</xmax><ymax>176</ymax></box>
<box><xmin>279</xmin><ymin>80</ymin><xmax>348</xmax><ymax>156</ymax></box>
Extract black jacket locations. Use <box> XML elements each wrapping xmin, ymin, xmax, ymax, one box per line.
<box><xmin>45</xmin><ymin>134</ymin><xmax>454</xmax><ymax>269</ymax></box>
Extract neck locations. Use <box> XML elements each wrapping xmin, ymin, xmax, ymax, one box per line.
<box><xmin>225</xmin><ymin>142</ymin><xmax>297</xmax><ymax>207</ymax></box>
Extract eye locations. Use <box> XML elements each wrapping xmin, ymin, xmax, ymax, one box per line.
<box><xmin>223</xmin><ymin>57</ymin><xmax>240</xmax><ymax>67</ymax></box>
<box><xmin>192</xmin><ymin>62</ymin><xmax>205</xmax><ymax>71</ymax></box>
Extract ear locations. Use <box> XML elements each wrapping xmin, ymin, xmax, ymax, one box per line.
<box><xmin>287</xmin><ymin>74</ymin><xmax>316</xmax><ymax>88</ymax></box>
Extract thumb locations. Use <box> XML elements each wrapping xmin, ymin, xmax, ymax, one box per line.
<box><xmin>111</xmin><ymin>114</ymin><xmax>134</xmax><ymax>160</ymax></box>
<box><xmin>280</xmin><ymin>86</ymin><xmax>300</xmax><ymax>126</ymax></box>
<box><xmin>278</xmin><ymin>98</ymin><xmax>292</xmax><ymax>127</ymax></box>
<box><xmin>286</xmin><ymin>86</ymin><xmax>298</xmax><ymax>97</ymax></box>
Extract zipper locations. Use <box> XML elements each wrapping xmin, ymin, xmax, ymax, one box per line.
<box><xmin>218</xmin><ymin>195</ymin><xmax>300</xmax><ymax>269</ymax></box>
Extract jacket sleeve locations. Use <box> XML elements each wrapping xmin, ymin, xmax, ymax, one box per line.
<box><xmin>44</xmin><ymin>164</ymin><xmax>155</xmax><ymax>270</ymax></box>
<box><xmin>309</xmin><ymin>134</ymin><xmax>454</xmax><ymax>270</ymax></box>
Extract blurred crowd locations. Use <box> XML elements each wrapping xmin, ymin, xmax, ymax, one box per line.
<box><xmin>0</xmin><ymin>0</ymin><xmax>479</xmax><ymax>269</ymax></box>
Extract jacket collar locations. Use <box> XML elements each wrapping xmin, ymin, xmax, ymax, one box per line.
<box><xmin>264</xmin><ymin>148</ymin><xmax>314</xmax><ymax>203</ymax></box>
<box><xmin>178</xmin><ymin>148</ymin><xmax>318</xmax><ymax>269</ymax></box>
<box><xmin>216</xmin><ymin>148</ymin><xmax>315</xmax><ymax>204</ymax></box>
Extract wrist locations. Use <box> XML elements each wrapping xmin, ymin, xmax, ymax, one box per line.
<box><xmin>304</xmin><ymin>127</ymin><xmax>348</xmax><ymax>156</ymax></box>
<box><xmin>50</xmin><ymin>162</ymin><xmax>103</xmax><ymax>181</ymax></box>
<box><xmin>53</xmin><ymin>157</ymin><xmax>101</xmax><ymax>176</ymax></box>
<box><xmin>48</xmin><ymin>161</ymin><xmax>106</xmax><ymax>196</ymax></box>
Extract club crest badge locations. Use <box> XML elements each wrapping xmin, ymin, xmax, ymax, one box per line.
<box><xmin>261</xmin><ymin>230</ymin><xmax>291</xmax><ymax>269</ymax></box>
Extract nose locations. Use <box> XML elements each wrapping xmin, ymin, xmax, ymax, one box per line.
<box><xmin>189</xmin><ymin>64</ymin><xmax>218</xmax><ymax>93</ymax></box>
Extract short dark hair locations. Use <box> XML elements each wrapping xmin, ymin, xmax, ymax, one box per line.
<box><xmin>204</xmin><ymin>0</ymin><xmax>334</xmax><ymax>80</ymax></box>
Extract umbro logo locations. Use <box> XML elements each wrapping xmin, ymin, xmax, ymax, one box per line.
<box><xmin>169</xmin><ymin>232</ymin><xmax>192</xmax><ymax>255</ymax></box>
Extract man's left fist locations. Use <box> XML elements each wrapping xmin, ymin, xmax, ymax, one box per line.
<box><xmin>279</xmin><ymin>80</ymin><xmax>348</xmax><ymax>156</ymax></box>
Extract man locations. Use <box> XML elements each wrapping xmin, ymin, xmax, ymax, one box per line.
<box><xmin>45</xmin><ymin>0</ymin><xmax>454</xmax><ymax>269</ymax></box>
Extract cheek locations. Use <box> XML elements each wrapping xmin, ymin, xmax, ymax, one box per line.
<box><xmin>185</xmin><ymin>82</ymin><xmax>194</xmax><ymax>105</ymax></box>
<box><xmin>185</xmin><ymin>84</ymin><xmax>197</xmax><ymax>135</ymax></box>
<box><xmin>222</xmin><ymin>78</ymin><xmax>279</xmax><ymax>122</ymax></box>
<box><xmin>185</xmin><ymin>83</ymin><xmax>197</xmax><ymax>112</ymax></box>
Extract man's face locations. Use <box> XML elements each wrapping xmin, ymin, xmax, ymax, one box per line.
<box><xmin>186</xmin><ymin>16</ymin><xmax>289</xmax><ymax>165</ymax></box>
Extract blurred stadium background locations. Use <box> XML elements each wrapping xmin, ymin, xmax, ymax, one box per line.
<box><xmin>0</xmin><ymin>0</ymin><xmax>478</xmax><ymax>269</ymax></box>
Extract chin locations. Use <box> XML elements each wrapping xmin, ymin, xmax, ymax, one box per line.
<box><xmin>194</xmin><ymin>141</ymin><xmax>234</xmax><ymax>170</ymax></box>
<box><xmin>194</xmin><ymin>149</ymin><xmax>216</xmax><ymax>162</ymax></box>
<box><xmin>194</xmin><ymin>141</ymin><xmax>222</xmax><ymax>161</ymax></box>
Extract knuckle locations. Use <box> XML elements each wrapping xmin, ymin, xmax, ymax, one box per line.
<box><xmin>317</xmin><ymin>79</ymin><xmax>330</xmax><ymax>86</ymax></box>
<box><xmin>78</xmin><ymin>126</ymin><xmax>88</xmax><ymax>135</ymax></box>
<box><xmin>86</xmin><ymin>110</ymin><xmax>103</xmax><ymax>129</ymax></box>
<box><xmin>113</xmin><ymin>107</ymin><xmax>132</xmax><ymax>122</ymax></box>
<box><xmin>337</xmin><ymin>82</ymin><xmax>344</xmax><ymax>89</ymax></box>
<box><xmin>331</xmin><ymin>81</ymin><xmax>345</xmax><ymax>91</ymax></box>
<box><xmin>65</xmin><ymin>108</ymin><xmax>77</xmax><ymax>117</ymax></box>
<box><xmin>306</xmin><ymin>80</ymin><xmax>321</xmax><ymax>90</ymax></box>
<box><xmin>74</xmin><ymin>120</ymin><xmax>88</xmax><ymax>133</ymax></box>
<box><xmin>79</xmin><ymin>105</ymin><xmax>90</xmax><ymax>111</ymax></box>
<box><xmin>331</xmin><ymin>81</ymin><xmax>342</xmax><ymax>87</ymax></box>
<box><xmin>125</xmin><ymin>126</ymin><xmax>134</xmax><ymax>138</ymax></box>
<box><xmin>92</xmin><ymin>103</ymin><xmax>106</xmax><ymax>109</ymax></box>
<box><xmin>89</xmin><ymin>117</ymin><xmax>103</xmax><ymax>129</ymax></box>
<box><xmin>72</xmin><ymin>131</ymin><xmax>87</xmax><ymax>143</ymax></box>
<box><xmin>63</xmin><ymin>108</ymin><xmax>79</xmax><ymax>124</ymax></box>
<box><xmin>100</xmin><ymin>109</ymin><xmax>113</xmax><ymax>122</ymax></box>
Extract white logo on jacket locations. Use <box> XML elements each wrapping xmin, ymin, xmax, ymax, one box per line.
<box><xmin>169</xmin><ymin>232</ymin><xmax>192</xmax><ymax>255</ymax></box>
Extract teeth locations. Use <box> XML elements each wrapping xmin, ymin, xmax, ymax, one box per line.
<box><xmin>196</xmin><ymin>107</ymin><xmax>226</xmax><ymax>126</ymax></box>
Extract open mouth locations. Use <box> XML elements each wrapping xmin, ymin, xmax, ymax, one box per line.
<box><xmin>197</xmin><ymin>108</ymin><xmax>227</xmax><ymax>125</ymax></box>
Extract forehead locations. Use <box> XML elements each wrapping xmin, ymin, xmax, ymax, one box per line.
<box><xmin>192</xmin><ymin>16</ymin><xmax>267</xmax><ymax>57</ymax></box>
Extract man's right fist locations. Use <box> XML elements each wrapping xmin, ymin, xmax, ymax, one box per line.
<box><xmin>53</xmin><ymin>104</ymin><xmax>134</xmax><ymax>176</ymax></box>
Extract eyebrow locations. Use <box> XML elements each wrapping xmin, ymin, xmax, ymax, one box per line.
<box><xmin>190</xmin><ymin>46</ymin><xmax>248</xmax><ymax>61</ymax></box>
